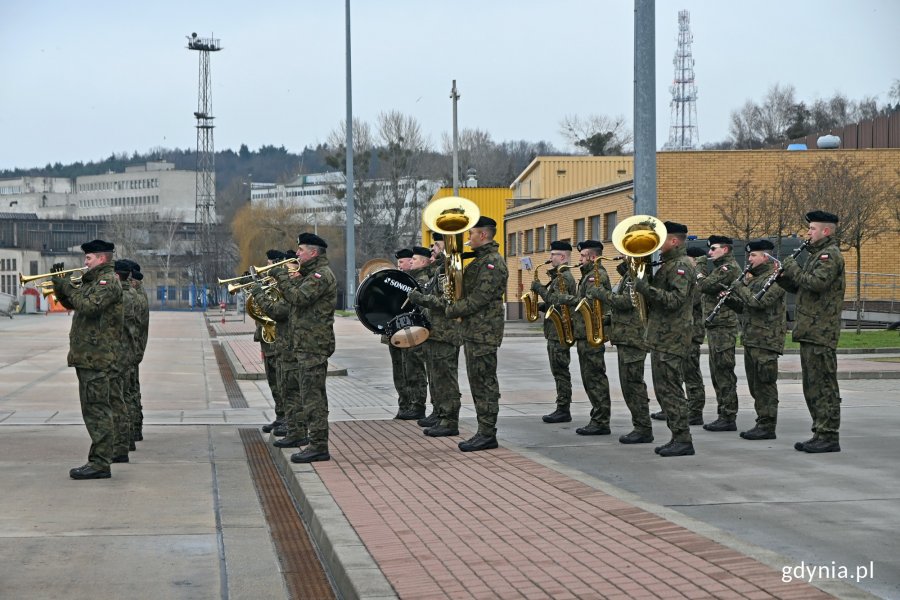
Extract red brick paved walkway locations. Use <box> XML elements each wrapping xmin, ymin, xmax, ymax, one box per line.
<box><xmin>313</xmin><ymin>421</ymin><xmax>832</xmax><ymax>600</ymax></box>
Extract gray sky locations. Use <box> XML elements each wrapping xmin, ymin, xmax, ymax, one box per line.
<box><xmin>1</xmin><ymin>0</ymin><xmax>897</xmax><ymax>171</ymax></box>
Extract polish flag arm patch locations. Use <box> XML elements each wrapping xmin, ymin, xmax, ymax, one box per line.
<box><xmin>487</xmin><ymin>264</ymin><xmax>495</xmax><ymax>270</ymax></box>
<box><xmin>313</xmin><ymin>272</ymin><xmax>322</xmax><ymax>279</ymax></box>
<box><xmin>819</xmin><ymin>254</ymin><xmax>830</xmax><ymax>261</ymax></box>
<box><xmin>676</xmin><ymin>268</ymin><xmax>685</xmax><ymax>276</ymax></box>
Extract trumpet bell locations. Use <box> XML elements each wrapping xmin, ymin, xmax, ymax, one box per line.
<box><xmin>612</xmin><ymin>215</ymin><xmax>667</xmax><ymax>258</ymax></box>
<box><xmin>423</xmin><ymin>196</ymin><xmax>480</xmax><ymax>235</ymax></box>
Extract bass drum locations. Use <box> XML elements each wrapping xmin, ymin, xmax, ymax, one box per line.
<box><xmin>355</xmin><ymin>268</ymin><xmax>420</xmax><ymax>335</ymax></box>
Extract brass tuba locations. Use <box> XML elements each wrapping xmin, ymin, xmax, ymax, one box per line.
<box><xmin>422</xmin><ymin>196</ymin><xmax>480</xmax><ymax>304</ymax></box>
<box><xmin>611</xmin><ymin>215</ymin><xmax>667</xmax><ymax>323</ymax></box>
<box><xmin>522</xmin><ymin>259</ymin><xmax>551</xmax><ymax>322</ymax></box>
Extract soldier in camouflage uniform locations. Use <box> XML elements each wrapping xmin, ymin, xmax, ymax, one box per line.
<box><xmin>395</xmin><ymin>246</ymin><xmax>432</xmax><ymax>420</ymax></box>
<box><xmin>633</xmin><ymin>221</ymin><xmax>696</xmax><ymax>457</ymax></box>
<box><xmin>128</xmin><ymin>264</ymin><xmax>150</xmax><ymax>442</ymax></box>
<box><xmin>257</xmin><ymin>250</ymin><xmax>286</xmax><ymax>435</ymax></box>
<box><xmin>445</xmin><ymin>216</ymin><xmax>509</xmax><ymax>452</ymax></box>
<box><xmin>53</xmin><ymin>239</ymin><xmax>123</xmax><ymax>479</ymax></box>
<box><xmin>416</xmin><ymin>237</ymin><xmax>445</xmax><ymax>429</ymax></box>
<box><xmin>550</xmin><ymin>240</ymin><xmax>613</xmax><ymax>435</ymax></box>
<box><xmin>594</xmin><ymin>261</ymin><xmax>654</xmax><ymax>444</ymax></box>
<box><xmin>408</xmin><ymin>235</ymin><xmax>463</xmax><ymax>436</ymax></box>
<box><xmin>108</xmin><ymin>259</ymin><xmax>141</xmax><ymax>463</ymax></box>
<box><xmin>777</xmin><ymin>210</ymin><xmax>845</xmax><ymax>454</ymax></box>
<box><xmin>268</xmin><ymin>232</ymin><xmax>337</xmax><ymax>463</ymax></box>
<box><xmin>533</xmin><ymin>241</ymin><xmax>577</xmax><ymax>424</ymax></box>
<box><xmin>252</xmin><ymin>252</ymin><xmax>309</xmax><ymax>449</ymax></box>
<box><xmin>388</xmin><ymin>248</ymin><xmax>414</xmax><ymax>417</ymax></box>
<box><xmin>725</xmin><ymin>239</ymin><xmax>786</xmax><ymax>440</ymax></box>
<box><xmin>698</xmin><ymin>235</ymin><xmax>742</xmax><ymax>432</ymax></box>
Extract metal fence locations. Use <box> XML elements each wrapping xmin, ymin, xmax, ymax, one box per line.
<box><xmin>845</xmin><ymin>271</ymin><xmax>900</xmax><ymax>316</ymax></box>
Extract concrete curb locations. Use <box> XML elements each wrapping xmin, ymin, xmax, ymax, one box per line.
<box><xmin>778</xmin><ymin>370</ymin><xmax>900</xmax><ymax>380</ymax></box>
<box><xmin>220</xmin><ymin>341</ymin><xmax>349</xmax><ymax>380</ymax></box>
<box><xmin>265</xmin><ymin>437</ymin><xmax>398</xmax><ymax>600</ymax></box>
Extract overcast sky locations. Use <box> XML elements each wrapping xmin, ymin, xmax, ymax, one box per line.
<box><xmin>1</xmin><ymin>0</ymin><xmax>897</xmax><ymax>172</ymax></box>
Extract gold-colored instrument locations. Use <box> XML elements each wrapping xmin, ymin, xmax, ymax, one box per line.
<box><xmin>545</xmin><ymin>265</ymin><xmax>575</xmax><ymax>347</ymax></box>
<box><xmin>575</xmin><ymin>257</ymin><xmax>609</xmax><ymax>347</ymax></box>
<box><xmin>611</xmin><ymin>215</ymin><xmax>667</xmax><ymax>323</ymax></box>
<box><xmin>217</xmin><ymin>273</ymin><xmax>254</xmax><ymax>285</ymax></box>
<box><xmin>358</xmin><ymin>258</ymin><xmax>395</xmax><ymax>284</ymax></box>
<box><xmin>246</xmin><ymin>294</ymin><xmax>277</xmax><ymax>343</ymax></box>
<box><xmin>522</xmin><ymin>260</ymin><xmax>552</xmax><ymax>322</ymax></box>
<box><xmin>249</xmin><ymin>257</ymin><xmax>300</xmax><ymax>277</ymax></box>
<box><xmin>422</xmin><ymin>196</ymin><xmax>480</xmax><ymax>304</ymax></box>
<box><xmin>19</xmin><ymin>267</ymin><xmax>86</xmax><ymax>286</ymax></box>
<box><xmin>227</xmin><ymin>276</ymin><xmax>275</xmax><ymax>295</ymax></box>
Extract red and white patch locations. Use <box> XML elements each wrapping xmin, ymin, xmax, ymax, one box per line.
<box><xmin>819</xmin><ymin>254</ymin><xmax>830</xmax><ymax>261</ymax></box>
<box><xmin>487</xmin><ymin>264</ymin><xmax>495</xmax><ymax>270</ymax></box>
<box><xmin>721</xmin><ymin>266</ymin><xmax>729</xmax><ymax>271</ymax></box>
<box><xmin>588</xmin><ymin>276</ymin><xmax>595</xmax><ymax>282</ymax></box>
<box><xmin>676</xmin><ymin>269</ymin><xmax>685</xmax><ymax>276</ymax></box>
<box><xmin>99</xmin><ymin>280</ymin><xmax>108</xmax><ymax>285</ymax></box>
<box><xmin>313</xmin><ymin>272</ymin><xmax>322</xmax><ymax>279</ymax></box>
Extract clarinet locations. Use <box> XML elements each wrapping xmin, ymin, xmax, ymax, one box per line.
<box><xmin>752</xmin><ymin>240</ymin><xmax>810</xmax><ymax>301</ymax></box>
<box><xmin>705</xmin><ymin>263</ymin><xmax>753</xmax><ymax>325</ymax></box>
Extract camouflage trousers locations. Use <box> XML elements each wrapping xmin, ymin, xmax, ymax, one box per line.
<box><xmin>124</xmin><ymin>365</ymin><xmax>143</xmax><ymax>438</ymax></box>
<box><xmin>682</xmin><ymin>342</ymin><xmax>706</xmax><ymax>419</ymax></box>
<box><xmin>75</xmin><ymin>368</ymin><xmax>114</xmax><ymax>471</ymax></box>
<box><xmin>388</xmin><ymin>343</ymin><xmax>408</xmax><ymax>410</ymax></box>
<box><xmin>651</xmin><ymin>351</ymin><xmax>692</xmax><ymax>443</ymax></box>
<box><xmin>546</xmin><ymin>339</ymin><xmax>572</xmax><ymax>409</ymax></box>
<box><xmin>800</xmin><ymin>343</ymin><xmax>841</xmax><ymax>442</ymax></box>
<box><xmin>617</xmin><ymin>345</ymin><xmax>652</xmax><ymax>434</ymax></box>
<box><xmin>744</xmin><ymin>346</ymin><xmax>780</xmax><ymax>432</ymax></box>
<box><xmin>426</xmin><ymin>340</ymin><xmax>461</xmax><ymax>428</ymax></box>
<box><xmin>707</xmin><ymin>327</ymin><xmax>738</xmax><ymax>421</ymax></box>
<box><xmin>576</xmin><ymin>340</ymin><xmax>611</xmax><ymax>427</ymax></box>
<box><xmin>109</xmin><ymin>370</ymin><xmax>131</xmax><ymax>457</ymax></box>
<box><xmin>263</xmin><ymin>351</ymin><xmax>284</xmax><ymax>420</ymax></box>
<box><xmin>403</xmin><ymin>344</ymin><xmax>428</xmax><ymax>413</ymax></box>
<box><xmin>295</xmin><ymin>352</ymin><xmax>329</xmax><ymax>451</ymax></box>
<box><xmin>464</xmin><ymin>341</ymin><xmax>500</xmax><ymax>437</ymax></box>
<box><xmin>280</xmin><ymin>354</ymin><xmax>308</xmax><ymax>442</ymax></box>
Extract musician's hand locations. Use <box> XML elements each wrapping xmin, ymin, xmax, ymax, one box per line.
<box><xmin>633</xmin><ymin>275</ymin><xmax>649</xmax><ymax>294</ymax></box>
<box><xmin>616</xmin><ymin>262</ymin><xmax>629</xmax><ymax>278</ymax></box>
<box><xmin>51</xmin><ymin>262</ymin><xmax>66</xmax><ymax>274</ymax></box>
<box><xmin>779</xmin><ymin>256</ymin><xmax>798</xmax><ymax>278</ymax></box>
<box><xmin>718</xmin><ymin>290</ymin><xmax>729</xmax><ymax>298</ymax></box>
<box><xmin>743</xmin><ymin>272</ymin><xmax>754</xmax><ymax>284</ymax></box>
<box><xmin>530</xmin><ymin>280</ymin><xmax>544</xmax><ymax>293</ymax></box>
<box><xmin>407</xmin><ymin>289</ymin><xmax>425</xmax><ymax>306</ymax></box>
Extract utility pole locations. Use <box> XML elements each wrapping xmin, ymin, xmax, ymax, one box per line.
<box><xmin>633</xmin><ymin>0</ymin><xmax>657</xmax><ymax>216</ymax></box>
<box><xmin>344</xmin><ymin>0</ymin><xmax>356</xmax><ymax>310</ymax></box>
<box><xmin>451</xmin><ymin>80</ymin><xmax>460</xmax><ymax>196</ymax></box>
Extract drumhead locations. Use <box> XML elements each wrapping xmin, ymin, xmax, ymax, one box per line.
<box><xmin>355</xmin><ymin>268</ymin><xmax>420</xmax><ymax>334</ymax></box>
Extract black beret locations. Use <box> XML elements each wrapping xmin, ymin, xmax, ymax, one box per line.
<box><xmin>130</xmin><ymin>262</ymin><xmax>141</xmax><ymax>272</ymax></box>
<box><xmin>283</xmin><ymin>250</ymin><xmax>296</xmax><ymax>259</ymax></box>
<box><xmin>576</xmin><ymin>240</ymin><xmax>603</xmax><ymax>252</ymax></box>
<box><xmin>805</xmin><ymin>210</ymin><xmax>838</xmax><ymax>224</ymax></box>
<box><xmin>297</xmin><ymin>232</ymin><xmax>327</xmax><ymax>248</ymax></box>
<box><xmin>114</xmin><ymin>259</ymin><xmax>134</xmax><ymax>274</ymax></box>
<box><xmin>266</xmin><ymin>249</ymin><xmax>284</xmax><ymax>261</ymax></box>
<box><xmin>81</xmin><ymin>239</ymin><xmax>115</xmax><ymax>253</ymax></box>
<box><xmin>663</xmin><ymin>221</ymin><xmax>688</xmax><ymax>234</ymax></box>
<box><xmin>686</xmin><ymin>246</ymin><xmax>707</xmax><ymax>258</ymax></box>
<box><xmin>707</xmin><ymin>235</ymin><xmax>733</xmax><ymax>247</ymax></box>
<box><xmin>746</xmin><ymin>239</ymin><xmax>775</xmax><ymax>253</ymax></box>
<box><xmin>411</xmin><ymin>246</ymin><xmax>431</xmax><ymax>257</ymax></box>
<box><xmin>431</xmin><ymin>232</ymin><xmax>443</xmax><ymax>241</ymax></box>
<box><xmin>394</xmin><ymin>248</ymin><xmax>414</xmax><ymax>259</ymax></box>
<box><xmin>132</xmin><ymin>271</ymin><xmax>144</xmax><ymax>281</ymax></box>
<box><xmin>550</xmin><ymin>240</ymin><xmax>572</xmax><ymax>251</ymax></box>
<box><xmin>474</xmin><ymin>216</ymin><xmax>496</xmax><ymax>228</ymax></box>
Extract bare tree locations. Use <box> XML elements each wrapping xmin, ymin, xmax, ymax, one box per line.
<box><xmin>728</xmin><ymin>84</ymin><xmax>797</xmax><ymax>148</ymax></box>
<box><xmin>558</xmin><ymin>114</ymin><xmax>632</xmax><ymax>155</ymax></box>
<box><xmin>762</xmin><ymin>163</ymin><xmax>805</xmax><ymax>256</ymax></box>
<box><xmin>713</xmin><ymin>170</ymin><xmax>770</xmax><ymax>242</ymax></box>
<box><xmin>230</xmin><ymin>202</ymin><xmax>314</xmax><ymax>273</ymax></box>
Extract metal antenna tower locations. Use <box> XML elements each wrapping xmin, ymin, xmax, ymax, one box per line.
<box><xmin>664</xmin><ymin>10</ymin><xmax>699</xmax><ymax>150</ymax></box>
<box><xmin>186</xmin><ymin>32</ymin><xmax>222</xmax><ymax>305</ymax></box>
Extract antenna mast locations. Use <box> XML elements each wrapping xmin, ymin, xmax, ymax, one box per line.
<box><xmin>664</xmin><ymin>10</ymin><xmax>699</xmax><ymax>150</ymax></box>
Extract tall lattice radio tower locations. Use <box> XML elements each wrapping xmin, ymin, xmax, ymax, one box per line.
<box><xmin>664</xmin><ymin>10</ymin><xmax>699</xmax><ymax>150</ymax></box>
<box><xmin>187</xmin><ymin>32</ymin><xmax>221</xmax><ymax>302</ymax></box>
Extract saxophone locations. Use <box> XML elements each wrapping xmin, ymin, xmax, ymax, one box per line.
<box><xmin>522</xmin><ymin>260</ymin><xmax>551</xmax><ymax>322</ymax></box>
<box><xmin>575</xmin><ymin>257</ymin><xmax>607</xmax><ymax>347</ymax></box>
<box><xmin>546</xmin><ymin>265</ymin><xmax>575</xmax><ymax>347</ymax></box>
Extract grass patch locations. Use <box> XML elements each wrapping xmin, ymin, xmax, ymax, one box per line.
<box><xmin>336</xmin><ymin>309</ymin><xmax>356</xmax><ymax>317</ymax></box>
<box><xmin>739</xmin><ymin>330</ymin><xmax>900</xmax><ymax>350</ymax></box>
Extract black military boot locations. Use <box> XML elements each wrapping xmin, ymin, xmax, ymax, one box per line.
<box><xmin>576</xmin><ymin>423</ymin><xmax>611</xmax><ymax>435</ymax></box>
<box><xmin>134</xmin><ymin>431</ymin><xmax>143</xmax><ymax>442</ymax></box>
<box><xmin>650</xmin><ymin>410</ymin><xmax>667</xmax><ymax>421</ymax></box>
<box><xmin>424</xmin><ymin>424</ymin><xmax>459</xmax><ymax>437</ymax></box>
<box><xmin>542</xmin><ymin>408</ymin><xmax>571</xmax><ymax>423</ymax></box>
<box><xmin>397</xmin><ymin>408</ymin><xmax>426</xmax><ymax>420</ymax></box>
<box><xmin>261</xmin><ymin>418</ymin><xmax>283</xmax><ymax>434</ymax></box>
<box><xmin>417</xmin><ymin>412</ymin><xmax>440</xmax><ymax>428</ymax></box>
<box><xmin>703</xmin><ymin>418</ymin><xmax>736</xmax><ymax>432</ymax></box>
<box><xmin>654</xmin><ymin>439</ymin><xmax>675</xmax><ymax>455</ymax></box>
<box><xmin>272</xmin><ymin>425</ymin><xmax>288</xmax><ymax>437</ymax></box>
<box><xmin>69</xmin><ymin>464</ymin><xmax>111</xmax><ymax>480</ymax></box>
<box><xmin>129</xmin><ymin>441</ymin><xmax>137</xmax><ymax>451</ymax></box>
<box><xmin>658</xmin><ymin>441</ymin><xmax>695</xmax><ymax>457</ymax></box>
<box><xmin>111</xmin><ymin>455</ymin><xmax>129</xmax><ymax>463</ymax></box>
<box><xmin>458</xmin><ymin>434</ymin><xmax>499</xmax><ymax>452</ymax></box>
<box><xmin>274</xmin><ymin>437</ymin><xmax>309</xmax><ymax>448</ymax></box>
<box><xmin>741</xmin><ymin>427</ymin><xmax>776</xmax><ymax>440</ymax></box>
<box><xmin>803</xmin><ymin>439</ymin><xmax>841</xmax><ymax>453</ymax></box>
<box><xmin>619</xmin><ymin>430</ymin><xmax>654</xmax><ymax>444</ymax></box>
<box><xmin>688</xmin><ymin>415</ymin><xmax>704</xmax><ymax>426</ymax></box>
<box><xmin>290</xmin><ymin>448</ymin><xmax>331</xmax><ymax>463</ymax></box>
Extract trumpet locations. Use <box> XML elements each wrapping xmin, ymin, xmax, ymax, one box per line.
<box><xmin>250</xmin><ymin>257</ymin><xmax>300</xmax><ymax>278</ymax></box>
<box><xmin>522</xmin><ymin>260</ymin><xmax>552</xmax><ymax>322</ymax></box>
<box><xmin>217</xmin><ymin>273</ymin><xmax>254</xmax><ymax>285</ymax></box>
<box><xmin>19</xmin><ymin>267</ymin><xmax>87</xmax><ymax>286</ymax></box>
<box><xmin>227</xmin><ymin>276</ymin><xmax>275</xmax><ymax>295</ymax></box>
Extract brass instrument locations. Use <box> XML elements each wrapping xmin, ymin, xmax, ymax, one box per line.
<box><xmin>522</xmin><ymin>260</ymin><xmax>552</xmax><ymax>322</ymax></box>
<box><xmin>422</xmin><ymin>196</ymin><xmax>480</xmax><ymax>305</ymax></box>
<box><xmin>246</xmin><ymin>294</ymin><xmax>277</xmax><ymax>343</ymax></box>
<box><xmin>217</xmin><ymin>273</ymin><xmax>253</xmax><ymax>285</ymax></box>
<box><xmin>358</xmin><ymin>258</ymin><xmax>395</xmax><ymax>284</ymax></box>
<box><xmin>575</xmin><ymin>257</ymin><xmax>610</xmax><ymax>347</ymax></box>
<box><xmin>249</xmin><ymin>257</ymin><xmax>300</xmax><ymax>277</ymax></box>
<box><xmin>227</xmin><ymin>276</ymin><xmax>275</xmax><ymax>295</ymax></box>
<box><xmin>611</xmin><ymin>215</ymin><xmax>667</xmax><ymax>323</ymax></box>
<box><xmin>19</xmin><ymin>267</ymin><xmax>86</xmax><ymax>286</ymax></box>
<box><xmin>545</xmin><ymin>265</ymin><xmax>575</xmax><ymax>347</ymax></box>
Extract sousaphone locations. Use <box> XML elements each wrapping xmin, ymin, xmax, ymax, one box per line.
<box><xmin>611</xmin><ymin>214</ymin><xmax>667</xmax><ymax>323</ymax></box>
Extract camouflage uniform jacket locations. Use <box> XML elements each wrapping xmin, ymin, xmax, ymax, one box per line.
<box><xmin>690</xmin><ymin>256</ymin><xmax>707</xmax><ymax>344</ymax></box>
<box><xmin>408</xmin><ymin>258</ymin><xmax>462</xmax><ymax>346</ymax></box>
<box><xmin>444</xmin><ymin>241</ymin><xmax>508</xmax><ymax>347</ymax></box>
<box><xmin>534</xmin><ymin>266</ymin><xmax>577</xmax><ymax>341</ymax></box>
<box><xmin>777</xmin><ymin>235</ymin><xmax>845</xmax><ymax>349</ymax></box>
<box><xmin>121</xmin><ymin>285</ymin><xmax>143</xmax><ymax>366</ymax></box>
<box><xmin>272</xmin><ymin>254</ymin><xmax>337</xmax><ymax>357</ymax></box>
<box><xmin>53</xmin><ymin>262</ymin><xmax>124</xmax><ymax>371</ymax></box>
<box><xmin>552</xmin><ymin>262</ymin><xmax>611</xmax><ymax>341</ymax></box>
<box><xmin>594</xmin><ymin>277</ymin><xmax>648</xmax><ymax>350</ymax></box>
<box><xmin>132</xmin><ymin>281</ymin><xmax>150</xmax><ymax>362</ymax></box>
<box><xmin>698</xmin><ymin>253</ymin><xmax>740</xmax><ymax>329</ymax></box>
<box><xmin>725</xmin><ymin>261</ymin><xmax>786</xmax><ymax>354</ymax></box>
<box><xmin>250</xmin><ymin>287</ymin><xmax>293</xmax><ymax>355</ymax></box>
<box><xmin>634</xmin><ymin>245</ymin><xmax>695</xmax><ymax>358</ymax></box>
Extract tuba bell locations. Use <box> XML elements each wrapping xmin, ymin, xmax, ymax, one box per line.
<box><xmin>611</xmin><ymin>214</ymin><xmax>667</xmax><ymax>323</ymax></box>
<box><xmin>422</xmin><ymin>196</ymin><xmax>480</xmax><ymax>304</ymax></box>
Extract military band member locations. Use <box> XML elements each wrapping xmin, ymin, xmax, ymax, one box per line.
<box><xmin>109</xmin><ymin>259</ymin><xmax>141</xmax><ymax>463</ymax></box>
<box><xmin>551</xmin><ymin>240</ymin><xmax>614</xmax><ymax>435</ymax></box>
<box><xmin>725</xmin><ymin>239</ymin><xmax>786</xmax><ymax>440</ymax></box>
<box><xmin>533</xmin><ymin>240</ymin><xmax>577</xmax><ymax>424</ymax></box>
<box><xmin>53</xmin><ymin>239</ymin><xmax>123</xmax><ymax>479</ymax></box>
<box><xmin>258</xmin><ymin>250</ymin><xmax>286</xmax><ymax>435</ymax></box>
<box><xmin>633</xmin><ymin>222</ymin><xmax>696</xmax><ymax>457</ymax></box>
<box><xmin>418</xmin><ymin>233</ymin><xmax>446</xmax><ymax>429</ymax></box>
<box><xmin>394</xmin><ymin>246</ymin><xmax>433</xmax><ymax>421</ymax></box>
<box><xmin>445</xmin><ymin>216</ymin><xmax>508</xmax><ymax>452</ymax></box>
<box><xmin>777</xmin><ymin>210</ymin><xmax>845</xmax><ymax>453</ymax></box>
<box><xmin>699</xmin><ymin>235</ymin><xmax>741</xmax><ymax>432</ymax></box>
<box><xmin>128</xmin><ymin>263</ymin><xmax>150</xmax><ymax>442</ymax></box>
<box><xmin>684</xmin><ymin>246</ymin><xmax>708</xmax><ymax>425</ymax></box>
<box><xmin>268</xmin><ymin>232</ymin><xmax>337</xmax><ymax>463</ymax></box>
<box><xmin>389</xmin><ymin>248</ymin><xmax>414</xmax><ymax>418</ymax></box>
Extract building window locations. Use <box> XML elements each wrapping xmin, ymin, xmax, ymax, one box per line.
<box><xmin>548</xmin><ymin>224</ymin><xmax>558</xmax><ymax>243</ymax></box>
<box><xmin>524</xmin><ymin>229</ymin><xmax>534</xmax><ymax>254</ymax></box>
<box><xmin>590</xmin><ymin>215</ymin><xmax>601</xmax><ymax>240</ymax></box>
<box><xmin>604</xmin><ymin>211</ymin><xmax>618</xmax><ymax>241</ymax></box>
<box><xmin>536</xmin><ymin>226</ymin><xmax>545</xmax><ymax>252</ymax></box>
<box><xmin>574</xmin><ymin>219</ymin><xmax>585</xmax><ymax>244</ymax></box>
<box><xmin>507</xmin><ymin>232</ymin><xmax>517</xmax><ymax>256</ymax></box>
